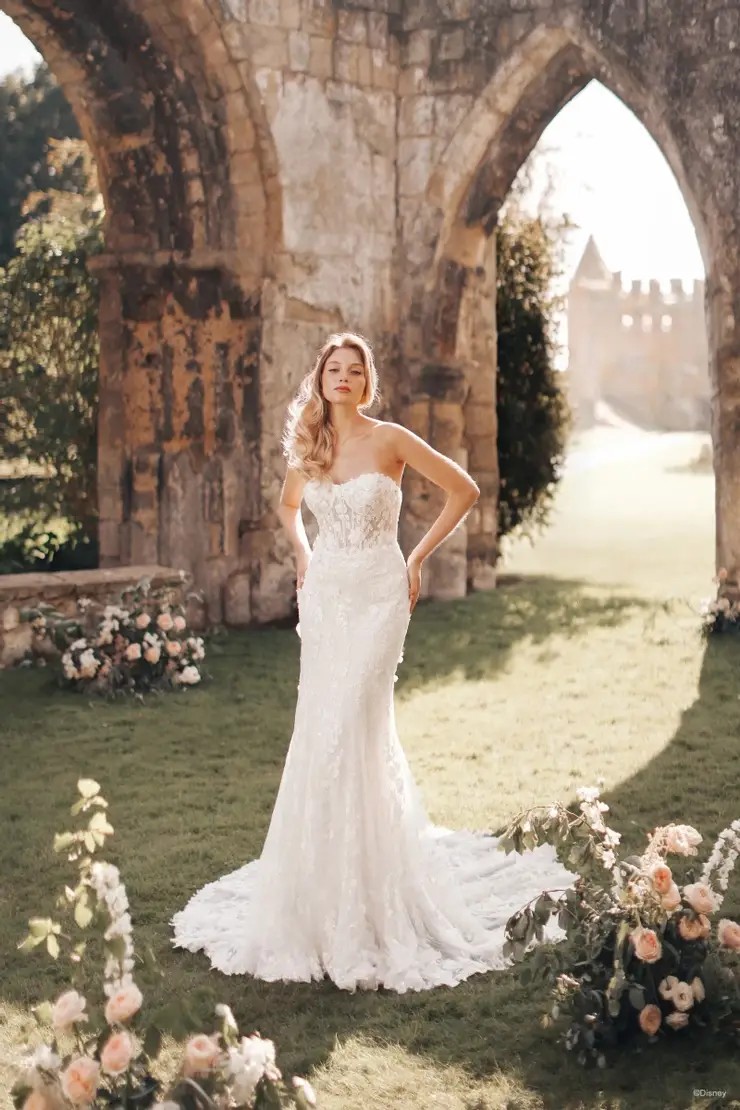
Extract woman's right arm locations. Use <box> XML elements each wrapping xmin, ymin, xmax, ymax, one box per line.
<box><xmin>277</xmin><ymin>468</ymin><xmax>311</xmax><ymax>587</ymax></box>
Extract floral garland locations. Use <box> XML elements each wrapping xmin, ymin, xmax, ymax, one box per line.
<box><xmin>500</xmin><ymin>787</ymin><xmax>740</xmax><ymax>1066</ymax></box>
<box><xmin>12</xmin><ymin>779</ymin><xmax>316</xmax><ymax>1109</ymax></box>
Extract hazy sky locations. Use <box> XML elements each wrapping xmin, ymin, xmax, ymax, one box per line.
<box><xmin>0</xmin><ymin>11</ymin><xmax>704</xmax><ymax>291</ymax></box>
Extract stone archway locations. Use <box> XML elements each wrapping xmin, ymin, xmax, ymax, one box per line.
<box><xmin>0</xmin><ymin>0</ymin><xmax>280</xmax><ymax>624</ymax></box>
<box><xmin>400</xmin><ymin>20</ymin><xmax>736</xmax><ymax>600</ymax></box>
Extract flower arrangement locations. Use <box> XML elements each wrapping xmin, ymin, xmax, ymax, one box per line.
<box><xmin>699</xmin><ymin>567</ymin><xmax>740</xmax><ymax>636</ymax></box>
<box><xmin>11</xmin><ymin>778</ymin><xmax>316</xmax><ymax>1109</ymax></box>
<box><xmin>500</xmin><ymin>787</ymin><xmax>740</xmax><ymax>1066</ymax></box>
<box><xmin>20</xmin><ymin>577</ymin><xmax>207</xmax><ymax>695</ymax></box>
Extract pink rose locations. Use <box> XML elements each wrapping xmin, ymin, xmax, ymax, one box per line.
<box><xmin>156</xmin><ymin>612</ymin><xmax>174</xmax><ymax>632</ymax></box>
<box><xmin>60</xmin><ymin>1057</ymin><xmax>100</xmax><ymax>1105</ymax></box>
<box><xmin>183</xmin><ymin>1034</ymin><xmax>221</xmax><ymax>1077</ymax></box>
<box><xmin>661</xmin><ymin>882</ymin><xmax>681</xmax><ymax>911</ymax></box>
<box><xmin>100</xmin><ymin>1031</ymin><xmax>134</xmax><ymax>1076</ymax></box>
<box><xmin>683</xmin><ymin>882</ymin><xmax>721</xmax><ymax>915</ymax></box>
<box><xmin>104</xmin><ymin>982</ymin><xmax>143</xmax><ymax>1025</ymax></box>
<box><xmin>124</xmin><ymin>643</ymin><xmax>142</xmax><ymax>662</ymax></box>
<box><xmin>648</xmin><ymin>863</ymin><xmax>673</xmax><ymax>896</ymax></box>
<box><xmin>23</xmin><ymin>1092</ymin><xmax>52</xmax><ymax>1110</ymax></box>
<box><xmin>165</xmin><ymin>640</ymin><xmax>182</xmax><ymax>657</ymax></box>
<box><xmin>665</xmin><ymin>1011</ymin><xmax>689</xmax><ymax>1029</ymax></box>
<box><xmin>717</xmin><ymin>918</ymin><xmax>740</xmax><ymax>949</ymax></box>
<box><xmin>630</xmin><ymin>926</ymin><xmax>662</xmax><ymax>963</ymax></box>
<box><xmin>173</xmin><ymin>615</ymin><xmax>186</xmax><ymax>632</ymax></box>
<box><xmin>665</xmin><ymin>824</ymin><xmax>702</xmax><ymax>856</ymax></box>
<box><xmin>638</xmin><ymin>1004</ymin><xmax>661</xmax><ymax>1035</ymax></box>
<box><xmin>52</xmin><ymin>989</ymin><xmax>87</xmax><ymax>1031</ymax></box>
<box><xmin>677</xmin><ymin>913</ymin><xmax>711</xmax><ymax>941</ymax></box>
<box><xmin>143</xmin><ymin>646</ymin><xmax>161</xmax><ymax>664</ymax></box>
<box><xmin>135</xmin><ymin>613</ymin><xmax>151</xmax><ymax>629</ymax></box>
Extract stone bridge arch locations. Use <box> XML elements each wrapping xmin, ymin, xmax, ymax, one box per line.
<box><xmin>398</xmin><ymin>13</ymin><xmax>738</xmax><ymax>601</ymax></box>
<box><xmin>0</xmin><ymin>0</ymin><xmax>282</xmax><ymax>623</ymax></box>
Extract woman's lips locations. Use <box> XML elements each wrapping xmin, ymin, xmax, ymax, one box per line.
<box><xmin>335</xmin><ymin>386</ymin><xmax>351</xmax><ymax>392</ymax></box>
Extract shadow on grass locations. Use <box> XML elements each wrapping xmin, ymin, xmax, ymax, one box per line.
<box><xmin>1</xmin><ymin>581</ymin><xmax>736</xmax><ymax>1109</ymax></box>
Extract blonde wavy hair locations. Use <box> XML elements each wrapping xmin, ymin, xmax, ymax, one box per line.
<box><xmin>281</xmin><ymin>332</ymin><xmax>379</xmax><ymax>480</ymax></box>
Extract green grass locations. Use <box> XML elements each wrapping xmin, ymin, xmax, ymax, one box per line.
<box><xmin>1</xmin><ymin>429</ymin><xmax>739</xmax><ymax>1109</ymax></box>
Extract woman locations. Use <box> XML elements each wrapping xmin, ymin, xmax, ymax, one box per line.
<box><xmin>171</xmin><ymin>331</ymin><xmax>573</xmax><ymax>992</ymax></box>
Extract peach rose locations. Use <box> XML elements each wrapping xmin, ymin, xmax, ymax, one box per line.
<box><xmin>183</xmin><ymin>1034</ymin><xmax>221</xmax><ymax>1077</ymax></box>
<box><xmin>631</xmin><ymin>926</ymin><xmax>662</xmax><ymax>963</ymax></box>
<box><xmin>23</xmin><ymin>1092</ymin><xmax>52</xmax><ymax>1110</ymax></box>
<box><xmin>665</xmin><ymin>1010</ymin><xmax>689</xmax><ymax>1030</ymax></box>
<box><xmin>100</xmin><ymin>1031</ymin><xmax>134</xmax><ymax>1076</ymax></box>
<box><xmin>156</xmin><ymin>612</ymin><xmax>174</xmax><ymax>632</ymax></box>
<box><xmin>173</xmin><ymin>615</ymin><xmax>186</xmax><ymax>632</ymax></box>
<box><xmin>165</xmin><ymin>640</ymin><xmax>182</xmax><ymax>657</ymax></box>
<box><xmin>143</xmin><ymin>646</ymin><xmax>161</xmax><ymax>664</ymax></box>
<box><xmin>677</xmin><ymin>913</ymin><xmax>711</xmax><ymax>941</ymax></box>
<box><xmin>648</xmin><ymin>863</ymin><xmax>673</xmax><ymax>896</ymax></box>
<box><xmin>124</xmin><ymin>642</ymin><xmax>142</xmax><ymax>662</ymax></box>
<box><xmin>661</xmin><ymin>882</ymin><xmax>681</xmax><ymax>911</ymax></box>
<box><xmin>672</xmin><ymin>981</ymin><xmax>694</xmax><ymax>1012</ymax></box>
<box><xmin>665</xmin><ymin>824</ymin><xmax>702</xmax><ymax>856</ymax></box>
<box><xmin>691</xmin><ymin>976</ymin><xmax>706</xmax><ymax>1002</ymax></box>
<box><xmin>638</xmin><ymin>1004</ymin><xmax>662</xmax><ymax>1035</ymax></box>
<box><xmin>717</xmin><ymin>918</ymin><xmax>740</xmax><ymax>949</ymax></box>
<box><xmin>60</xmin><ymin>1056</ymin><xmax>100</xmax><ymax>1105</ymax></box>
<box><xmin>683</xmin><ymin>882</ymin><xmax>721</xmax><ymax>915</ymax></box>
<box><xmin>52</xmin><ymin>989</ymin><xmax>88</xmax><ymax>1031</ymax></box>
<box><xmin>104</xmin><ymin>982</ymin><xmax>143</xmax><ymax>1025</ymax></box>
<box><xmin>135</xmin><ymin>613</ymin><xmax>151</xmax><ymax>629</ymax></box>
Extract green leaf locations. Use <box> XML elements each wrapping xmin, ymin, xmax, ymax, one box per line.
<box><xmin>629</xmin><ymin>986</ymin><xmax>646</xmax><ymax>1010</ymax></box>
<box><xmin>46</xmin><ymin>933</ymin><xmax>60</xmax><ymax>958</ymax></box>
<box><xmin>77</xmin><ymin>778</ymin><xmax>100</xmax><ymax>799</ymax></box>
<box><xmin>88</xmin><ymin>811</ymin><xmax>113</xmax><ymax>835</ymax></box>
<box><xmin>17</xmin><ymin>934</ymin><xmax>45</xmax><ymax>952</ymax></box>
<box><xmin>74</xmin><ymin>896</ymin><xmax>93</xmax><ymax>929</ymax></box>
<box><xmin>53</xmin><ymin>832</ymin><xmax>77</xmax><ymax>853</ymax></box>
<box><xmin>142</xmin><ymin>1024</ymin><xmax>163</xmax><ymax>1061</ymax></box>
<box><xmin>28</xmin><ymin>917</ymin><xmax>52</xmax><ymax>938</ymax></box>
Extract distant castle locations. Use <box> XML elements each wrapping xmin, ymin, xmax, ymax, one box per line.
<box><xmin>566</xmin><ymin>236</ymin><xmax>710</xmax><ymax>430</ymax></box>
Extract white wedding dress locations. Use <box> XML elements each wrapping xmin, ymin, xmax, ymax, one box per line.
<box><xmin>171</xmin><ymin>471</ymin><xmax>574</xmax><ymax>992</ymax></box>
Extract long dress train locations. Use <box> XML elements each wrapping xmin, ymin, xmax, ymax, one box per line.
<box><xmin>170</xmin><ymin>471</ymin><xmax>574</xmax><ymax>992</ymax></box>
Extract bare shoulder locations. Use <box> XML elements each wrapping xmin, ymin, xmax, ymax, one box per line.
<box><xmin>371</xmin><ymin>420</ymin><xmax>421</xmax><ymax>455</ymax></box>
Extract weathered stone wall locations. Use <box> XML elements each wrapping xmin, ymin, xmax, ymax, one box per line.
<box><xmin>3</xmin><ymin>0</ymin><xmax>738</xmax><ymax>619</ymax></box>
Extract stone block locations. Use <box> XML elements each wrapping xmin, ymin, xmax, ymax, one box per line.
<box><xmin>399</xmin><ymin>93</ymin><xmax>435</xmax><ymax>136</ymax></box>
<box><xmin>224</xmin><ymin>570</ymin><xmax>252</xmax><ymax>624</ymax></box>
<box><xmin>367</xmin><ymin>12</ymin><xmax>388</xmax><ymax>49</ymax></box>
<box><xmin>335</xmin><ymin>40</ymin><xmax>359</xmax><ymax>83</ymax></box>
<box><xmin>280</xmin><ymin>0</ymin><xmax>302</xmax><ymax>28</ymax></box>
<box><xmin>337</xmin><ymin>10</ymin><xmax>367</xmax><ymax>43</ymax></box>
<box><xmin>301</xmin><ymin>0</ymin><xmax>336</xmax><ymax>36</ymax></box>
<box><xmin>437</xmin><ymin>27</ymin><xmax>466</xmax><ymax>62</ymax></box>
<box><xmin>288</xmin><ymin>29</ymin><xmax>311</xmax><ymax>70</ymax></box>
<box><xmin>405</xmin><ymin>28</ymin><xmax>432</xmax><ymax>66</ymax></box>
<box><xmin>249</xmin><ymin>0</ymin><xmax>281</xmax><ymax>25</ymax></box>
<box><xmin>308</xmin><ymin>35</ymin><xmax>333</xmax><ymax>79</ymax></box>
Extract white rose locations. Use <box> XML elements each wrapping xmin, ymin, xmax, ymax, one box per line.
<box><xmin>52</xmin><ymin>989</ymin><xmax>88</xmax><ymax>1031</ymax></box>
<box><xmin>179</xmin><ymin>665</ymin><xmax>201</xmax><ymax>686</ymax></box>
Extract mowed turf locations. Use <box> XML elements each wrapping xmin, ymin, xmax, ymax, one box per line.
<box><xmin>1</xmin><ymin>428</ymin><xmax>738</xmax><ymax>1110</ymax></box>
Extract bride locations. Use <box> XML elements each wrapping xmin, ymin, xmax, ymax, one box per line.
<box><xmin>171</xmin><ymin>331</ymin><xmax>573</xmax><ymax>992</ymax></box>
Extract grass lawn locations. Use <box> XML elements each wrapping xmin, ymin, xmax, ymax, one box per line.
<box><xmin>1</xmin><ymin>429</ymin><xmax>739</xmax><ymax>1110</ymax></box>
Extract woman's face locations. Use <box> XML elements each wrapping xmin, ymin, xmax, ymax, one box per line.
<box><xmin>320</xmin><ymin>346</ymin><xmax>366</xmax><ymax>407</ymax></box>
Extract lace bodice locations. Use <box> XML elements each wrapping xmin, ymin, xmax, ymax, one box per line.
<box><xmin>303</xmin><ymin>471</ymin><xmax>403</xmax><ymax>552</ymax></box>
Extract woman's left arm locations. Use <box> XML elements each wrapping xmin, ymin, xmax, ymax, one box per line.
<box><xmin>387</xmin><ymin>424</ymin><xmax>479</xmax><ymax>608</ymax></box>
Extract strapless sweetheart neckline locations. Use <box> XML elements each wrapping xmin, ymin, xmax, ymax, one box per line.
<box><xmin>308</xmin><ymin>470</ymin><xmax>402</xmax><ymax>492</ymax></box>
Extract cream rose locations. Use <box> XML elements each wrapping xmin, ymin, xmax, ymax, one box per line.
<box><xmin>648</xmin><ymin>862</ymin><xmax>673</xmax><ymax>896</ymax></box>
<box><xmin>104</xmin><ymin>982</ymin><xmax>143</xmax><ymax>1025</ymax></box>
<box><xmin>658</xmin><ymin>975</ymin><xmax>678</xmax><ymax>1000</ymax></box>
<box><xmin>183</xmin><ymin>1034</ymin><xmax>221</xmax><ymax>1077</ymax></box>
<box><xmin>665</xmin><ymin>824</ymin><xmax>702</xmax><ymax>856</ymax></box>
<box><xmin>52</xmin><ymin>989</ymin><xmax>88</xmax><ymax>1031</ymax></box>
<box><xmin>60</xmin><ymin>1056</ymin><xmax>100</xmax><ymax>1105</ymax></box>
<box><xmin>156</xmin><ymin>612</ymin><xmax>174</xmax><ymax>632</ymax></box>
<box><xmin>630</xmin><ymin>926</ymin><xmax>662</xmax><ymax>963</ymax></box>
<box><xmin>135</xmin><ymin>613</ymin><xmax>151</xmax><ymax>629</ymax></box>
<box><xmin>665</xmin><ymin>1011</ymin><xmax>689</xmax><ymax>1029</ymax></box>
<box><xmin>672</xmin><ymin>981</ymin><xmax>694</xmax><ymax>1012</ymax></box>
<box><xmin>100</xmin><ymin>1031</ymin><xmax>134</xmax><ymax>1076</ymax></box>
<box><xmin>661</xmin><ymin>882</ymin><xmax>681</xmax><ymax>911</ymax></box>
<box><xmin>678</xmin><ymin>913</ymin><xmax>711</xmax><ymax>941</ymax></box>
<box><xmin>717</xmin><ymin>918</ymin><xmax>740</xmax><ymax>949</ymax></box>
<box><xmin>691</xmin><ymin>976</ymin><xmax>706</xmax><ymax>1002</ymax></box>
<box><xmin>124</xmin><ymin>642</ymin><xmax>142</xmax><ymax>662</ymax></box>
<box><xmin>173</xmin><ymin>615</ymin><xmax>186</xmax><ymax>632</ymax></box>
<box><xmin>683</xmin><ymin>881</ymin><xmax>721</xmax><ymax>915</ymax></box>
<box><xmin>638</xmin><ymin>1003</ymin><xmax>662</xmax><ymax>1035</ymax></box>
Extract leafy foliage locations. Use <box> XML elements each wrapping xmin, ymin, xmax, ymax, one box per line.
<box><xmin>496</xmin><ymin>208</ymin><xmax>571</xmax><ymax>542</ymax></box>
<box><xmin>0</xmin><ymin>139</ymin><xmax>102</xmax><ymax>548</ymax></box>
<box><xmin>0</xmin><ymin>62</ymin><xmax>83</xmax><ymax>267</ymax></box>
